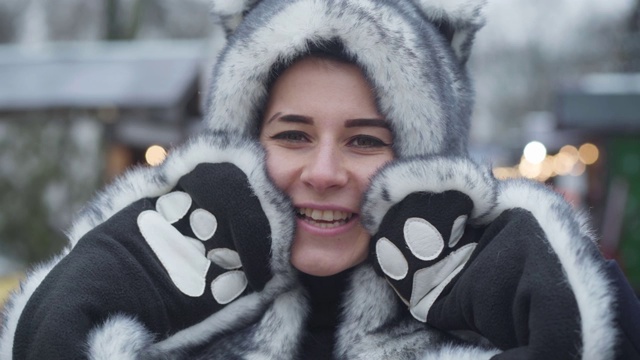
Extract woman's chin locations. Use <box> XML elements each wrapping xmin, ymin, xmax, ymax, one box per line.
<box><xmin>292</xmin><ymin>260</ymin><xmax>348</xmax><ymax>277</ymax></box>
<box><xmin>290</xmin><ymin>242</ymin><xmax>368</xmax><ymax>277</ymax></box>
<box><xmin>290</xmin><ymin>221</ymin><xmax>371</xmax><ymax>276</ymax></box>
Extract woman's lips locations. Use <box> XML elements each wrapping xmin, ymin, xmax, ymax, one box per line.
<box><xmin>295</xmin><ymin>207</ymin><xmax>359</xmax><ymax>235</ymax></box>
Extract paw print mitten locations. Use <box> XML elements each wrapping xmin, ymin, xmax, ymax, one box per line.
<box><xmin>362</xmin><ymin>156</ymin><xmax>496</xmax><ymax>323</ymax></box>
<box><xmin>371</xmin><ymin>190</ymin><xmax>477</xmax><ymax>322</ymax></box>
<box><xmin>8</xmin><ymin>134</ymin><xmax>295</xmax><ymax>360</ymax></box>
<box><xmin>139</xmin><ymin>162</ymin><xmax>273</xmax><ymax>305</ymax></box>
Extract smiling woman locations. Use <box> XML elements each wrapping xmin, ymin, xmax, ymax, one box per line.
<box><xmin>260</xmin><ymin>56</ymin><xmax>394</xmax><ymax>276</ymax></box>
<box><xmin>1</xmin><ymin>0</ymin><xmax>638</xmax><ymax>359</ymax></box>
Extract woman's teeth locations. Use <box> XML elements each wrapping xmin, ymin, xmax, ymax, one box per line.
<box><xmin>297</xmin><ymin>208</ymin><xmax>353</xmax><ymax>228</ymax></box>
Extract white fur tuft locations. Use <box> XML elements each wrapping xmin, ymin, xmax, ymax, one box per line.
<box><xmin>66</xmin><ymin>131</ymin><xmax>295</xmax><ymax>277</ymax></box>
<box><xmin>419</xmin><ymin>344</ymin><xmax>499</xmax><ymax>359</ymax></box>
<box><xmin>362</xmin><ymin>156</ymin><xmax>497</xmax><ymax>234</ymax></box>
<box><xmin>86</xmin><ymin>315</ymin><xmax>153</xmax><ymax>360</ymax></box>
<box><xmin>244</xmin><ymin>286</ymin><xmax>308</xmax><ymax>358</ymax></box>
<box><xmin>146</xmin><ymin>275</ymin><xmax>293</xmax><ymax>356</ymax></box>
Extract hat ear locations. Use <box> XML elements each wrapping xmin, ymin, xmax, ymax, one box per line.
<box><xmin>210</xmin><ymin>0</ymin><xmax>260</xmax><ymax>34</ymax></box>
<box><xmin>409</xmin><ymin>0</ymin><xmax>487</xmax><ymax>64</ymax></box>
<box><xmin>210</xmin><ymin>0</ymin><xmax>487</xmax><ymax>64</ymax></box>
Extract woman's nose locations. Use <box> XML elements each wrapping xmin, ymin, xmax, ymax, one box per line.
<box><xmin>300</xmin><ymin>143</ymin><xmax>348</xmax><ymax>192</ymax></box>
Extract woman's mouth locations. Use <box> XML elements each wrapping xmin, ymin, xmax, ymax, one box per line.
<box><xmin>296</xmin><ymin>208</ymin><xmax>354</xmax><ymax>229</ymax></box>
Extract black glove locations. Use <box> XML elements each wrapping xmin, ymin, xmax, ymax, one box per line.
<box><xmin>370</xmin><ymin>190</ymin><xmax>478</xmax><ymax>322</ymax></box>
<box><xmin>10</xmin><ymin>134</ymin><xmax>295</xmax><ymax>360</ymax></box>
<box><xmin>362</xmin><ymin>156</ymin><xmax>496</xmax><ymax>324</ymax></box>
<box><xmin>138</xmin><ymin>162</ymin><xmax>272</xmax><ymax>305</ymax></box>
<box><xmin>367</xmin><ymin>157</ymin><xmax>627</xmax><ymax>359</ymax></box>
<box><xmin>423</xmin><ymin>183</ymin><xmax>622</xmax><ymax>359</ymax></box>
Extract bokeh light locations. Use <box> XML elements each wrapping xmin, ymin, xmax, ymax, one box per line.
<box><xmin>145</xmin><ymin>145</ymin><xmax>167</xmax><ymax>166</ymax></box>
<box><xmin>578</xmin><ymin>143</ymin><xmax>599</xmax><ymax>165</ymax></box>
<box><xmin>523</xmin><ymin>141</ymin><xmax>547</xmax><ymax>164</ymax></box>
<box><xmin>519</xmin><ymin>157</ymin><xmax>542</xmax><ymax>179</ymax></box>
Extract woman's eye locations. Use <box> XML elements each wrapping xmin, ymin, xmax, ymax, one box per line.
<box><xmin>349</xmin><ymin>135</ymin><xmax>390</xmax><ymax>148</ymax></box>
<box><xmin>271</xmin><ymin>131</ymin><xmax>308</xmax><ymax>143</ymax></box>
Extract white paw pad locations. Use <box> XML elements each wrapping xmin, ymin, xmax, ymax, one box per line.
<box><xmin>190</xmin><ymin>209</ymin><xmax>217</xmax><ymax>241</ymax></box>
<box><xmin>404</xmin><ymin>218</ymin><xmax>444</xmax><ymax>261</ymax></box>
<box><xmin>375</xmin><ymin>214</ymin><xmax>472</xmax><ymax>322</ymax></box>
<box><xmin>211</xmin><ymin>271</ymin><xmax>248</xmax><ymax>304</ymax></box>
<box><xmin>376</xmin><ymin>238</ymin><xmax>408</xmax><ymax>280</ymax></box>
<box><xmin>207</xmin><ymin>248</ymin><xmax>242</xmax><ymax>270</ymax></box>
<box><xmin>139</xmin><ymin>192</ymin><xmax>246</xmax><ymax>304</ymax></box>
<box><xmin>156</xmin><ymin>191</ymin><xmax>192</xmax><ymax>224</ymax></box>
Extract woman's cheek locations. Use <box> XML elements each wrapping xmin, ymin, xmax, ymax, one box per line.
<box><xmin>264</xmin><ymin>147</ymin><xmax>295</xmax><ymax>191</ymax></box>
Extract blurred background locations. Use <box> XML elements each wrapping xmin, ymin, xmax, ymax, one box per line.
<box><xmin>0</xmin><ymin>0</ymin><xmax>639</xmax><ymax>307</ymax></box>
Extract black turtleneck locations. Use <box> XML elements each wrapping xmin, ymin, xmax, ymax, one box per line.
<box><xmin>297</xmin><ymin>269</ymin><xmax>353</xmax><ymax>359</ymax></box>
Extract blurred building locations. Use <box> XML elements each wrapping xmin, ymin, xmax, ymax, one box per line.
<box><xmin>556</xmin><ymin>72</ymin><xmax>640</xmax><ymax>290</ymax></box>
<box><xmin>0</xmin><ymin>40</ymin><xmax>207</xmax><ymax>267</ymax></box>
<box><xmin>0</xmin><ymin>40</ymin><xmax>204</xmax><ymax>177</ymax></box>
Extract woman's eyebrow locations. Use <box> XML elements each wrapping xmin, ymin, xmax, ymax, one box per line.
<box><xmin>344</xmin><ymin>118</ymin><xmax>389</xmax><ymax>128</ymax></box>
<box><xmin>265</xmin><ymin>112</ymin><xmax>314</xmax><ymax>125</ymax></box>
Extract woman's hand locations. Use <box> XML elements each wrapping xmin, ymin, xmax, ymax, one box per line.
<box><xmin>138</xmin><ymin>162</ymin><xmax>273</xmax><ymax>305</ymax></box>
<box><xmin>363</xmin><ymin>156</ymin><xmax>626</xmax><ymax>359</ymax></box>
<box><xmin>369</xmin><ymin>190</ymin><xmax>478</xmax><ymax>322</ymax></box>
<box><xmin>6</xmin><ymin>133</ymin><xmax>296</xmax><ymax>360</ymax></box>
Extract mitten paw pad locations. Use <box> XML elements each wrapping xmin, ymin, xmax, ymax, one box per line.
<box><xmin>137</xmin><ymin>191</ymin><xmax>248</xmax><ymax>304</ymax></box>
<box><xmin>211</xmin><ymin>271</ymin><xmax>248</xmax><ymax>304</ymax></box>
<box><xmin>376</xmin><ymin>238</ymin><xmax>409</xmax><ymax>280</ymax></box>
<box><xmin>375</xmin><ymin>215</ymin><xmax>476</xmax><ymax>322</ymax></box>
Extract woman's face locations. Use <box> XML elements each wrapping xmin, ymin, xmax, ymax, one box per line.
<box><xmin>260</xmin><ymin>57</ymin><xmax>394</xmax><ymax>276</ymax></box>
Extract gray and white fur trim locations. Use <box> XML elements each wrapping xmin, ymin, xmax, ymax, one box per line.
<box><xmin>86</xmin><ymin>315</ymin><xmax>154</xmax><ymax>360</ymax></box>
<box><xmin>488</xmin><ymin>179</ymin><xmax>617</xmax><ymax>359</ymax></box>
<box><xmin>66</xmin><ymin>130</ymin><xmax>294</xmax><ymax>277</ymax></box>
<box><xmin>361</xmin><ymin>156</ymin><xmax>497</xmax><ymax>234</ymax></box>
<box><xmin>1</xmin><ymin>130</ymin><xmax>297</xmax><ymax>360</ymax></box>
<box><xmin>207</xmin><ymin>0</ymin><xmax>486</xmax><ymax>158</ymax></box>
<box><xmin>335</xmin><ymin>265</ymin><xmax>467</xmax><ymax>359</ymax></box>
<box><xmin>419</xmin><ymin>344</ymin><xmax>500</xmax><ymax>360</ymax></box>
<box><xmin>209</xmin><ymin>0</ymin><xmax>261</xmax><ymax>34</ymax></box>
<box><xmin>211</xmin><ymin>0</ymin><xmax>486</xmax><ymax>63</ymax></box>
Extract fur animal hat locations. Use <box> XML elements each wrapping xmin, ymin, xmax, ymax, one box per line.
<box><xmin>207</xmin><ymin>0</ymin><xmax>487</xmax><ymax>158</ymax></box>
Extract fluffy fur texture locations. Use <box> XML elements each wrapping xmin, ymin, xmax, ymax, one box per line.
<box><xmin>86</xmin><ymin>315</ymin><xmax>154</xmax><ymax>360</ymax></box>
<box><xmin>143</xmin><ymin>276</ymin><xmax>295</xmax><ymax>357</ymax></box>
<box><xmin>0</xmin><ymin>131</ymin><xmax>296</xmax><ymax>360</ymax></box>
<box><xmin>66</xmin><ymin>130</ymin><xmax>295</xmax><ymax>278</ymax></box>
<box><xmin>2</xmin><ymin>0</ymin><xmax>620</xmax><ymax>359</ymax></box>
<box><xmin>207</xmin><ymin>0</ymin><xmax>484</xmax><ymax>158</ymax></box>
<box><xmin>361</xmin><ymin>156</ymin><xmax>497</xmax><ymax>234</ymax></box>
<box><xmin>335</xmin><ymin>265</ymin><xmax>456</xmax><ymax>359</ymax></box>
<box><xmin>362</xmin><ymin>158</ymin><xmax>618</xmax><ymax>358</ymax></box>
<box><xmin>419</xmin><ymin>344</ymin><xmax>500</xmax><ymax>359</ymax></box>
<box><xmin>211</xmin><ymin>0</ymin><xmax>486</xmax><ymax>63</ymax></box>
<box><xmin>488</xmin><ymin>179</ymin><xmax>617</xmax><ymax>359</ymax></box>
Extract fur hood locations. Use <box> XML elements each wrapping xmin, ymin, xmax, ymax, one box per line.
<box><xmin>1</xmin><ymin>1</ymin><xmax>622</xmax><ymax>359</ymax></box>
<box><xmin>207</xmin><ymin>0</ymin><xmax>486</xmax><ymax>157</ymax></box>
